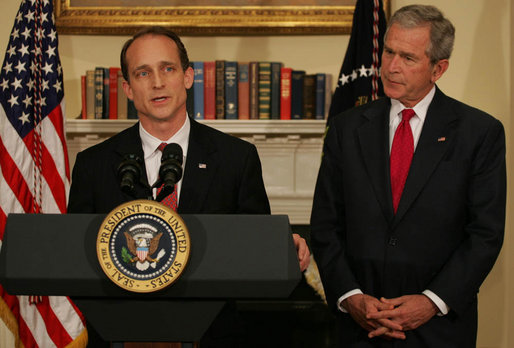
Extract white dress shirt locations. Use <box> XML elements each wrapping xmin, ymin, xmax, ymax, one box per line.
<box><xmin>139</xmin><ymin>116</ymin><xmax>190</xmax><ymax>204</ymax></box>
<box><xmin>337</xmin><ymin>86</ymin><xmax>450</xmax><ymax>316</ymax></box>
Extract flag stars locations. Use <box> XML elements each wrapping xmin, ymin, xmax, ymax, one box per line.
<box><xmin>25</xmin><ymin>10</ymin><xmax>35</xmax><ymax>23</ymax></box>
<box><xmin>11</xmin><ymin>28</ymin><xmax>20</xmax><ymax>40</ymax></box>
<box><xmin>46</xmin><ymin>45</ymin><xmax>56</xmax><ymax>58</ymax></box>
<box><xmin>22</xmin><ymin>95</ymin><xmax>32</xmax><ymax>108</ymax></box>
<box><xmin>339</xmin><ymin>73</ymin><xmax>350</xmax><ymax>86</ymax></box>
<box><xmin>1</xmin><ymin>79</ymin><xmax>9</xmax><ymax>91</ymax></box>
<box><xmin>27</xmin><ymin>78</ymin><xmax>35</xmax><ymax>90</ymax></box>
<box><xmin>19</xmin><ymin>111</ymin><xmax>30</xmax><ymax>125</ymax></box>
<box><xmin>350</xmin><ymin>70</ymin><xmax>358</xmax><ymax>81</ymax></box>
<box><xmin>19</xmin><ymin>43</ymin><xmax>30</xmax><ymax>57</ymax></box>
<box><xmin>359</xmin><ymin>65</ymin><xmax>368</xmax><ymax>77</ymax></box>
<box><xmin>12</xmin><ymin>77</ymin><xmax>23</xmax><ymax>91</ymax></box>
<box><xmin>42</xmin><ymin>79</ymin><xmax>49</xmax><ymax>91</ymax></box>
<box><xmin>15</xmin><ymin>61</ymin><xmax>26</xmax><ymax>74</ymax></box>
<box><xmin>21</xmin><ymin>27</ymin><xmax>31</xmax><ymax>40</ymax></box>
<box><xmin>7</xmin><ymin>45</ymin><xmax>17</xmax><ymax>57</ymax></box>
<box><xmin>53</xmin><ymin>80</ymin><xmax>62</xmax><ymax>93</ymax></box>
<box><xmin>3</xmin><ymin>62</ymin><xmax>13</xmax><ymax>74</ymax></box>
<box><xmin>42</xmin><ymin>62</ymin><xmax>53</xmax><ymax>75</ymax></box>
<box><xmin>47</xmin><ymin>28</ymin><xmax>57</xmax><ymax>42</ymax></box>
<box><xmin>8</xmin><ymin>94</ymin><xmax>19</xmax><ymax>107</ymax></box>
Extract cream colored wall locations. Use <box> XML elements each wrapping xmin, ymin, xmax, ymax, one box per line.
<box><xmin>1</xmin><ymin>0</ymin><xmax>512</xmax><ymax>347</ymax></box>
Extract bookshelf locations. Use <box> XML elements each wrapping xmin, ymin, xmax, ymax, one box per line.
<box><xmin>66</xmin><ymin>119</ymin><xmax>326</xmax><ymax>224</ymax></box>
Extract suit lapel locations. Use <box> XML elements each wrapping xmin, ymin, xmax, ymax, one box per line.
<box><xmin>112</xmin><ymin>122</ymin><xmax>151</xmax><ymax>200</ymax></box>
<box><xmin>357</xmin><ymin>98</ymin><xmax>394</xmax><ymax>222</ymax></box>
<box><xmin>393</xmin><ymin>88</ymin><xmax>459</xmax><ymax>225</ymax></box>
<box><xmin>178</xmin><ymin>119</ymin><xmax>218</xmax><ymax>213</ymax></box>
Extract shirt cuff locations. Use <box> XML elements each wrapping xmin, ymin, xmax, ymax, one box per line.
<box><xmin>423</xmin><ymin>289</ymin><xmax>450</xmax><ymax>316</ymax></box>
<box><xmin>336</xmin><ymin>289</ymin><xmax>363</xmax><ymax>313</ymax></box>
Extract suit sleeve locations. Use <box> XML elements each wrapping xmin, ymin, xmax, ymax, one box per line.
<box><xmin>310</xmin><ymin>120</ymin><xmax>361</xmax><ymax>311</ymax></box>
<box><xmin>427</xmin><ymin>118</ymin><xmax>506</xmax><ymax>315</ymax></box>
<box><xmin>236</xmin><ymin>144</ymin><xmax>271</xmax><ymax>214</ymax></box>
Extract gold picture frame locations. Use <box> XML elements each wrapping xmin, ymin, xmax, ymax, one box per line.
<box><xmin>55</xmin><ymin>0</ymin><xmax>390</xmax><ymax>36</ymax></box>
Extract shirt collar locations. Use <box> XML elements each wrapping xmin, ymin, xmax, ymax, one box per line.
<box><xmin>389</xmin><ymin>86</ymin><xmax>436</xmax><ymax>125</ymax></box>
<box><xmin>139</xmin><ymin>115</ymin><xmax>191</xmax><ymax>160</ymax></box>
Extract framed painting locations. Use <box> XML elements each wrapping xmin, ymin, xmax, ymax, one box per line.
<box><xmin>55</xmin><ymin>0</ymin><xmax>390</xmax><ymax>36</ymax></box>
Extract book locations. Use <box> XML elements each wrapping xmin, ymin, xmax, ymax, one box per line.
<box><xmin>237</xmin><ymin>62</ymin><xmax>250</xmax><ymax>120</ymax></box>
<box><xmin>192</xmin><ymin>61</ymin><xmax>204</xmax><ymax>120</ymax></box>
<box><xmin>203</xmin><ymin>61</ymin><xmax>216</xmax><ymax>120</ymax></box>
<box><xmin>291</xmin><ymin>70</ymin><xmax>305</xmax><ymax>120</ymax></box>
<box><xmin>315</xmin><ymin>73</ymin><xmax>326</xmax><ymax>120</ymax></box>
<box><xmin>108</xmin><ymin>67</ymin><xmax>120</xmax><ymax>119</ymax></box>
<box><xmin>94</xmin><ymin>67</ymin><xmax>104</xmax><ymax>119</ymax></box>
<box><xmin>249</xmin><ymin>62</ymin><xmax>259</xmax><ymax>120</ymax></box>
<box><xmin>80</xmin><ymin>75</ymin><xmax>86</xmax><ymax>119</ymax></box>
<box><xmin>258</xmin><ymin>62</ymin><xmax>271</xmax><ymax>119</ymax></box>
<box><xmin>85</xmin><ymin>70</ymin><xmax>95</xmax><ymax>119</ymax></box>
<box><xmin>303</xmin><ymin>74</ymin><xmax>316</xmax><ymax>119</ymax></box>
<box><xmin>117</xmin><ymin>69</ymin><xmax>127</xmax><ymax>119</ymax></box>
<box><xmin>224</xmin><ymin>61</ymin><xmax>238</xmax><ymax>119</ymax></box>
<box><xmin>102</xmin><ymin>67</ymin><xmax>110</xmax><ymax>119</ymax></box>
<box><xmin>280</xmin><ymin>67</ymin><xmax>292</xmax><ymax>120</ymax></box>
<box><xmin>270</xmin><ymin>62</ymin><xmax>283</xmax><ymax>119</ymax></box>
<box><xmin>215</xmin><ymin>60</ymin><xmax>225</xmax><ymax>119</ymax></box>
<box><xmin>325</xmin><ymin>74</ymin><xmax>333</xmax><ymax>119</ymax></box>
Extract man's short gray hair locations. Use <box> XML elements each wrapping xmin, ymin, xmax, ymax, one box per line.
<box><xmin>386</xmin><ymin>5</ymin><xmax>455</xmax><ymax>65</ymax></box>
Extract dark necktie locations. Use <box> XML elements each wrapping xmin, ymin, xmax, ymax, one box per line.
<box><xmin>156</xmin><ymin>142</ymin><xmax>178</xmax><ymax>211</ymax></box>
<box><xmin>390</xmin><ymin>108</ymin><xmax>415</xmax><ymax>213</ymax></box>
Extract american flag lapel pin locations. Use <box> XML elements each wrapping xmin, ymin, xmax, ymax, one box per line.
<box><xmin>438</xmin><ymin>137</ymin><xmax>446</xmax><ymax>142</ymax></box>
<box><xmin>198</xmin><ymin>163</ymin><xmax>207</xmax><ymax>169</ymax></box>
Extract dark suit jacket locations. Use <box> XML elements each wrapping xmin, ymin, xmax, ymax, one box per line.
<box><xmin>310</xmin><ymin>87</ymin><xmax>506</xmax><ymax>347</ymax></box>
<box><xmin>68</xmin><ymin>118</ymin><xmax>270</xmax><ymax>215</ymax></box>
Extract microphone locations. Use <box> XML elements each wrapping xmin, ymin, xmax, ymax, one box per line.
<box><xmin>153</xmin><ymin>143</ymin><xmax>183</xmax><ymax>202</ymax></box>
<box><xmin>117</xmin><ymin>154</ymin><xmax>143</xmax><ymax>195</ymax></box>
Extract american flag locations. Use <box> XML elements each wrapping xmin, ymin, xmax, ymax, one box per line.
<box><xmin>0</xmin><ymin>0</ymin><xmax>86</xmax><ymax>347</ymax></box>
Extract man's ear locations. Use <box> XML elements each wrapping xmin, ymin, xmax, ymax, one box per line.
<box><xmin>122</xmin><ymin>79</ymin><xmax>133</xmax><ymax>100</ymax></box>
<box><xmin>431</xmin><ymin>59</ymin><xmax>449</xmax><ymax>83</ymax></box>
<box><xmin>184</xmin><ymin>66</ymin><xmax>194</xmax><ymax>89</ymax></box>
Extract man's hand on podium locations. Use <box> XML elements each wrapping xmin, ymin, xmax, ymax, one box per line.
<box><xmin>293</xmin><ymin>233</ymin><xmax>310</xmax><ymax>271</ymax></box>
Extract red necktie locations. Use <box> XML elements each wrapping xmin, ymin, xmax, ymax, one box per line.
<box><xmin>390</xmin><ymin>108</ymin><xmax>415</xmax><ymax>213</ymax></box>
<box><xmin>156</xmin><ymin>142</ymin><xmax>178</xmax><ymax>211</ymax></box>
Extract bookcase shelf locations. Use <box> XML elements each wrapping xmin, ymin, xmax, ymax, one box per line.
<box><xmin>66</xmin><ymin>119</ymin><xmax>326</xmax><ymax>224</ymax></box>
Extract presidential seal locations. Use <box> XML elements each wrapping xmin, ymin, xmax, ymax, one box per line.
<box><xmin>97</xmin><ymin>200</ymin><xmax>190</xmax><ymax>293</ymax></box>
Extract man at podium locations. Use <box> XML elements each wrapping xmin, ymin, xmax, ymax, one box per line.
<box><xmin>67</xmin><ymin>26</ymin><xmax>309</xmax><ymax>347</ymax></box>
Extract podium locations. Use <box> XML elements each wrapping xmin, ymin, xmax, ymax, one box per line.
<box><xmin>0</xmin><ymin>213</ymin><xmax>301</xmax><ymax>342</ymax></box>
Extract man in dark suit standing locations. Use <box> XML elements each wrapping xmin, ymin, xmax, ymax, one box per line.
<box><xmin>68</xmin><ymin>26</ymin><xmax>309</xmax><ymax>347</ymax></box>
<box><xmin>311</xmin><ymin>5</ymin><xmax>506</xmax><ymax>347</ymax></box>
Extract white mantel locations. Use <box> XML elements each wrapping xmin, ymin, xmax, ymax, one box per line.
<box><xmin>66</xmin><ymin>119</ymin><xmax>326</xmax><ymax>224</ymax></box>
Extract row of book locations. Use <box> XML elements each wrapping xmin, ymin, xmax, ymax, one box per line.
<box><xmin>80</xmin><ymin>63</ymin><xmax>333</xmax><ymax>120</ymax></box>
<box><xmin>188</xmin><ymin>61</ymin><xmax>332</xmax><ymax>120</ymax></box>
<box><xmin>80</xmin><ymin>67</ymin><xmax>137</xmax><ymax>120</ymax></box>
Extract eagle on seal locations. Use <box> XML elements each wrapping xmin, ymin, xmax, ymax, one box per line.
<box><xmin>124</xmin><ymin>231</ymin><xmax>163</xmax><ymax>263</ymax></box>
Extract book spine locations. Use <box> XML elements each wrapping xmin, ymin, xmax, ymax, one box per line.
<box><xmin>117</xmin><ymin>69</ymin><xmax>127</xmax><ymax>119</ymax></box>
<box><xmin>94</xmin><ymin>67</ymin><xmax>104</xmax><ymax>119</ymax></box>
<box><xmin>270</xmin><ymin>62</ymin><xmax>282</xmax><ymax>119</ymax></box>
<box><xmin>249</xmin><ymin>62</ymin><xmax>259</xmax><ymax>120</ymax></box>
<box><xmin>315</xmin><ymin>73</ymin><xmax>326</xmax><ymax>120</ymax></box>
<box><xmin>102</xmin><ymin>67</ymin><xmax>110</xmax><ymax>119</ymax></box>
<box><xmin>203</xmin><ymin>61</ymin><xmax>216</xmax><ymax>120</ymax></box>
<box><xmin>258</xmin><ymin>62</ymin><xmax>271</xmax><ymax>120</ymax></box>
<box><xmin>238</xmin><ymin>62</ymin><xmax>250</xmax><ymax>120</ymax></box>
<box><xmin>215</xmin><ymin>60</ymin><xmax>225</xmax><ymax>119</ymax></box>
<box><xmin>325</xmin><ymin>74</ymin><xmax>332</xmax><ymax>119</ymax></box>
<box><xmin>224</xmin><ymin>61</ymin><xmax>238</xmax><ymax>119</ymax></box>
<box><xmin>86</xmin><ymin>70</ymin><xmax>95</xmax><ymax>119</ymax></box>
<box><xmin>80</xmin><ymin>75</ymin><xmax>87</xmax><ymax>119</ymax></box>
<box><xmin>192</xmin><ymin>61</ymin><xmax>204</xmax><ymax>120</ymax></box>
<box><xmin>108</xmin><ymin>67</ymin><xmax>120</xmax><ymax>119</ymax></box>
<box><xmin>291</xmin><ymin>70</ymin><xmax>305</xmax><ymax>120</ymax></box>
<box><xmin>303</xmin><ymin>74</ymin><xmax>316</xmax><ymax>119</ymax></box>
<box><xmin>280</xmin><ymin>67</ymin><xmax>292</xmax><ymax>120</ymax></box>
